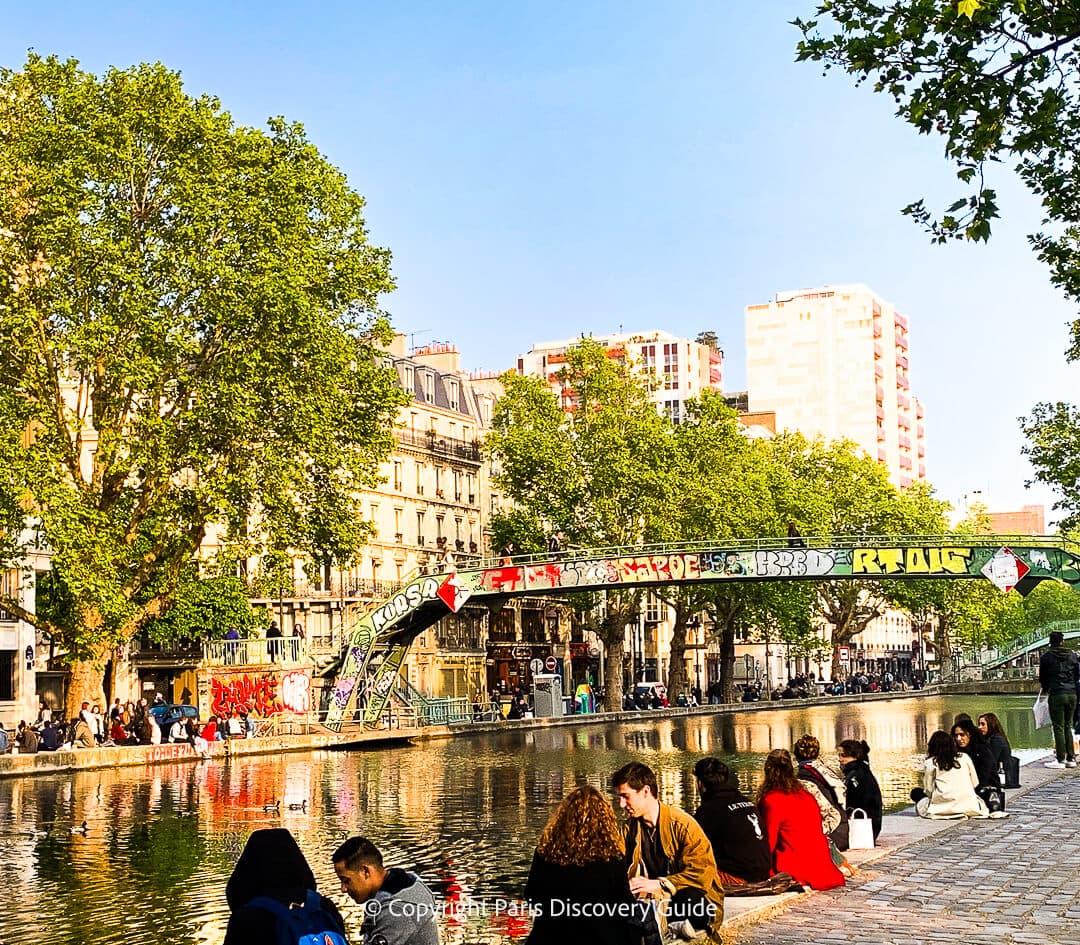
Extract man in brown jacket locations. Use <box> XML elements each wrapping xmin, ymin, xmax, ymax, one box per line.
<box><xmin>612</xmin><ymin>761</ymin><xmax>724</xmax><ymax>942</ymax></box>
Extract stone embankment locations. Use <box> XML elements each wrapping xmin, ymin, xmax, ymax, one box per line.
<box><xmin>723</xmin><ymin>754</ymin><xmax>1079</xmax><ymax>944</ymax></box>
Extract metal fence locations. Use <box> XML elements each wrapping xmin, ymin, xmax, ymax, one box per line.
<box><xmin>203</xmin><ymin>637</ymin><xmax>306</xmax><ymax>666</ymax></box>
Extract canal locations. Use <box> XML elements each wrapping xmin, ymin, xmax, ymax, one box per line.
<box><xmin>0</xmin><ymin>694</ymin><xmax>1045</xmax><ymax>944</ymax></box>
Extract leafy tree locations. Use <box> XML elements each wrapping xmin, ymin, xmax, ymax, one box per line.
<box><xmin>768</xmin><ymin>434</ymin><xmax>950</xmax><ymax>677</ymax></box>
<box><xmin>794</xmin><ymin>1</ymin><xmax>1080</xmax><ymax>526</ymax></box>
<box><xmin>0</xmin><ymin>55</ymin><xmax>406</xmax><ymax>714</ymax></box>
<box><xmin>485</xmin><ymin>339</ymin><xmax>674</xmax><ymax>708</ymax></box>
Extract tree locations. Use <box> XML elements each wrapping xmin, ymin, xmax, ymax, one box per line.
<box><xmin>794</xmin><ymin>1</ymin><xmax>1080</xmax><ymax>526</ymax></box>
<box><xmin>485</xmin><ymin>339</ymin><xmax>674</xmax><ymax>708</ymax></box>
<box><xmin>0</xmin><ymin>55</ymin><xmax>406</xmax><ymax>714</ymax></box>
<box><xmin>768</xmin><ymin>433</ymin><xmax>950</xmax><ymax>678</ymax></box>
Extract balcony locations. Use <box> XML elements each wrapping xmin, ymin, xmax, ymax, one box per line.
<box><xmin>874</xmin><ymin>363</ymin><xmax>884</xmax><ymax>379</ymax></box>
<box><xmin>899</xmin><ymin>455</ymin><xmax>913</xmax><ymax>470</ymax></box>
<box><xmin>896</xmin><ymin>353</ymin><xmax>908</xmax><ymax>370</ymax></box>
<box><xmin>896</xmin><ymin>333</ymin><xmax>909</xmax><ymax>350</ymax></box>
<box><xmin>395</xmin><ymin>429</ymin><xmax>482</xmax><ymax>463</ymax></box>
<box><xmin>874</xmin><ymin>342</ymin><xmax>883</xmax><ymax>359</ymax></box>
<box><xmin>204</xmin><ymin>637</ymin><xmax>307</xmax><ymax>667</ymax></box>
<box><xmin>897</xmin><ymin>374</ymin><xmax>909</xmax><ymax>390</ymax></box>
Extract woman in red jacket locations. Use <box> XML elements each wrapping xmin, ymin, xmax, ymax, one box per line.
<box><xmin>756</xmin><ymin>749</ymin><xmax>845</xmax><ymax>891</ymax></box>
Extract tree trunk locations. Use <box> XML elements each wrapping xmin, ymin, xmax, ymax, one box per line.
<box><xmin>65</xmin><ymin>654</ymin><xmax>107</xmax><ymax>719</ymax></box>
<box><xmin>597</xmin><ymin>592</ymin><xmax>640</xmax><ymax>711</ymax></box>
<box><xmin>665</xmin><ymin>610</ymin><xmax>689</xmax><ymax>702</ymax></box>
<box><xmin>718</xmin><ymin>620</ymin><xmax>738</xmax><ymax>703</ymax></box>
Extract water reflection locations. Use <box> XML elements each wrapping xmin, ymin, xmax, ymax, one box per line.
<box><xmin>0</xmin><ymin>695</ymin><xmax>1043</xmax><ymax>944</ymax></box>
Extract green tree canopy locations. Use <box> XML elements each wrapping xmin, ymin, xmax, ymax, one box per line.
<box><xmin>0</xmin><ymin>55</ymin><xmax>406</xmax><ymax>710</ymax></box>
<box><xmin>795</xmin><ymin>0</ymin><xmax>1080</xmax><ymax>526</ymax></box>
<box><xmin>485</xmin><ymin>339</ymin><xmax>675</xmax><ymax>707</ymax></box>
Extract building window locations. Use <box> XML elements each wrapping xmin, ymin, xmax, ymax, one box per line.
<box><xmin>663</xmin><ymin>343</ymin><xmax>679</xmax><ymax>389</ymax></box>
<box><xmin>663</xmin><ymin>400</ymin><xmax>682</xmax><ymax>423</ymax></box>
<box><xmin>404</xmin><ymin>366</ymin><xmax>415</xmax><ymax>391</ymax></box>
<box><xmin>423</xmin><ymin>372</ymin><xmax>435</xmax><ymax>402</ymax></box>
<box><xmin>448</xmin><ymin>379</ymin><xmax>460</xmax><ymax>411</ymax></box>
<box><xmin>640</xmin><ymin>344</ymin><xmax>657</xmax><ymax>373</ymax></box>
<box><xmin>415</xmin><ymin>461</ymin><xmax>425</xmax><ymax>494</ymax></box>
<box><xmin>0</xmin><ymin>650</ymin><xmax>13</xmax><ymax>701</ymax></box>
<box><xmin>416</xmin><ymin>511</ymin><xmax>425</xmax><ymax>544</ymax></box>
<box><xmin>393</xmin><ymin>461</ymin><xmax>402</xmax><ymax>490</ymax></box>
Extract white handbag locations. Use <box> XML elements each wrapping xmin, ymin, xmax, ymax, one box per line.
<box><xmin>847</xmin><ymin>808</ymin><xmax>875</xmax><ymax>849</ymax></box>
<box><xmin>1033</xmin><ymin>692</ymin><xmax>1051</xmax><ymax>729</ymax></box>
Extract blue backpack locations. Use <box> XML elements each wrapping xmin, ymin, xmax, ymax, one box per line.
<box><xmin>246</xmin><ymin>889</ymin><xmax>348</xmax><ymax>945</ymax></box>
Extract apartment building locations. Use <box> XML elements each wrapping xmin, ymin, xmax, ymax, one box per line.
<box><xmin>746</xmin><ymin>284</ymin><xmax>926</xmax><ymax>488</ymax></box>
<box><xmin>517</xmin><ymin>329</ymin><xmax>723</xmax><ymax>423</ymax></box>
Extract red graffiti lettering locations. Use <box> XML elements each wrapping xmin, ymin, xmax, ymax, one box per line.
<box><xmin>211</xmin><ymin>673</ymin><xmax>285</xmax><ymax>719</ymax></box>
<box><xmin>525</xmin><ymin>563</ymin><xmax>563</xmax><ymax>589</ymax></box>
<box><xmin>480</xmin><ymin>566</ymin><xmax>525</xmax><ymax>593</ymax></box>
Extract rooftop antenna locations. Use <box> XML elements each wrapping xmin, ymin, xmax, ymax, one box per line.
<box><xmin>407</xmin><ymin>329</ymin><xmax>431</xmax><ymax>352</ymax></box>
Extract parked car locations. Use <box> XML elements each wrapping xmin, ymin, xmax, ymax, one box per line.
<box><xmin>633</xmin><ymin>681</ymin><xmax>668</xmax><ymax>709</ymax></box>
<box><xmin>149</xmin><ymin>703</ymin><xmax>199</xmax><ymax>730</ymax></box>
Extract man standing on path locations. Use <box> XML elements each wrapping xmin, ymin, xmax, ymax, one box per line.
<box><xmin>1039</xmin><ymin>630</ymin><xmax>1079</xmax><ymax>768</ymax></box>
<box><xmin>612</xmin><ymin>761</ymin><xmax>725</xmax><ymax>942</ymax></box>
<box><xmin>332</xmin><ymin>836</ymin><xmax>440</xmax><ymax>945</ymax></box>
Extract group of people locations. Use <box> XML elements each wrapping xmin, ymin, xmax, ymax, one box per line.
<box><xmin>1</xmin><ymin>696</ymin><xmax>263</xmax><ymax>755</ymax></box>
<box><xmin>910</xmin><ymin>710</ymin><xmax>1015</xmax><ymax>818</ymax></box>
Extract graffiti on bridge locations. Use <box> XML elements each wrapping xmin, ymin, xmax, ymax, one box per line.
<box><xmin>851</xmin><ymin>546</ymin><xmax>973</xmax><ymax>575</ymax></box>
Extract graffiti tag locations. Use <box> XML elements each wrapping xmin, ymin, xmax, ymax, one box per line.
<box><xmin>753</xmin><ymin>549</ymin><xmax>836</xmax><ymax>577</ymax></box>
<box><xmin>614</xmin><ymin>554</ymin><xmax>701</xmax><ymax>583</ymax></box>
<box><xmin>211</xmin><ymin>670</ymin><xmax>311</xmax><ymax>718</ymax></box>
<box><xmin>852</xmin><ymin>547</ymin><xmax>973</xmax><ymax>575</ymax></box>
<box><xmin>370</xmin><ymin>577</ymin><xmax>441</xmax><ymax>631</ymax></box>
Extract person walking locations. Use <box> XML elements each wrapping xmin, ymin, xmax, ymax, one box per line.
<box><xmin>1039</xmin><ymin>630</ymin><xmax>1079</xmax><ymax>768</ymax></box>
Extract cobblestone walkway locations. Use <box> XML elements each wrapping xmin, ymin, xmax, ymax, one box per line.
<box><xmin>730</xmin><ymin>773</ymin><xmax>1080</xmax><ymax>945</ymax></box>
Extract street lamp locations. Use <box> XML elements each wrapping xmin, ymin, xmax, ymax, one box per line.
<box><xmin>953</xmin><ymin>647</ymin><xmax>962</xmax><ymax>682</ymax></box>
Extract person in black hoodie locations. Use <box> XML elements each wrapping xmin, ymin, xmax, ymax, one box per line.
<box><xmin>691</xmin><ymin>757</ymin><xmax>772</xmax><ymax>885</ymax></box>
<box><xmin>223</xmin><ymin>828</ymin><xmax>348</xmax><ymax>945</ymax></box>
<box><xmin>836</xmin><ymin>740</ymin><xmax>883</xmax><ymax>839</ymax></box>
<box><xmin>952</xmin><ymin>719</ymin><xmax>1007</xmax><ymax>817</ymax></box>
<box><xmin>1039</xmin><ymin>630</ymin><xmax>1079</xmax><ymax>768</ymax></box>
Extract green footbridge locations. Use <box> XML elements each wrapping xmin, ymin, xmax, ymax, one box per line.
<box><xmin>324</xmin><ymin>534</ymin><xmax>1080</xmax><ymax>730</ymax></box>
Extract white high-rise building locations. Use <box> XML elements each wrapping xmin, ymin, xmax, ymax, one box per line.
<box><xmin>745</xmin><ymin>284</ymin><xmax>926</xmax><ymax>488</ymax></box>
<box><xmin>517</xmin><ymin>329</ymin><xmax>723</xmax><ymax>424</ymax></box>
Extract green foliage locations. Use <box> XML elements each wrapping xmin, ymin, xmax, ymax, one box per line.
<box><xmin>486</xmin><ymin>339</ymin><xmax>675</xmax><ymax>705</ymax></box>
<box><xmin>795</xmin><ymin>2</ymin><xmax>1080</xmax><ymax>523</ymax></box>
<box><xmin>487</xmin><ymin>509</ymin><xmax>548</xmax><ymax>557</ymax></box>
<box><xmin>1021</xmin><ymin>401</ymin><xmax>1080</xmax><ymax>529</ymax></box>
<box><xmin>140</xmin><ymin>567</ymin><xmax>257</xmax><ymax>644</ymax></box>
<box><xmin>0</xmin><ymin>55</ymin><xmax>405</xmax><ymax>669</ymax></box>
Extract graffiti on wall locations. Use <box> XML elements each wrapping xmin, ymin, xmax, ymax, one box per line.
<box><xmin>211</xmin><ymin>669</ymin><xmax>311</xmax><ymax>718</ymax></box>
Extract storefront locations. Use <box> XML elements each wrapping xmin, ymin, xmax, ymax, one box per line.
<box><xmin>486</xmin><ymin>643</ymin><xmax>558</xmax><ymax>696</ymax></box>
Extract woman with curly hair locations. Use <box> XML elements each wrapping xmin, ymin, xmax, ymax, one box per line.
<box><xmin>523</xmin><ymin>784</ymin><xmax>645</xmax><ymax>945</ymax></box>
<box><xmin>910</xmin><ymin>730</ymin><xmax>989</xmax><ymax>819</ymax></box>
<box><xmin>756</xmin><ymin>749</ymin><xmax>845</xmax><ymax>891</ymax></box>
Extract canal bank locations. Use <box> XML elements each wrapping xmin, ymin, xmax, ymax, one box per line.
<box><xmin>0</xmin><ymin>681</ymin><xmax>1041</xmax><ymax>779</ymax></box>
<box><xmin>724</xmin><ymin>755</ymin><xmax>1080</xmax><ymax>945</ymax></box>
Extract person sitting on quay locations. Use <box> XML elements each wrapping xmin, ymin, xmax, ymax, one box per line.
<box><xmin>39</xmin><ymin>719</ymin><xmax>61</xmax><ymax>751</ymax></box>
<box><xmin>978</xmin><ymin>712</ymin><xmax>1016</xmax><ymax>785</ymax></box>
<box><xmin>522</xmin><ymin>784</ymin><xmax>644</xmax><ymax>945</ymax></box>
<box><xmin>951</xmin><ymin>718</ymin><xmax>1006</xmax><ymax>816</ymax></box>
<box><xmin>910</xmin><ymin>730</ymin><xmax>994</xmax><ymax>819</ymax></box>
<box><xmin>333</xmin><ymin>836</ymin><xmax>440</xmax><ymax>945</ymax></box>
<box><xmin>201</xmin><ymin>715</ymin><xmax>221</xmax><ymax>743</ymax></box>
<box><xmin>0</xmin><ymin>724</ymin><xmax>9</xmax><ymax>754</ymax></box>
<box><xmin>792</xmin><ymin>735</ymin><xmax>850</xmax><ymax>865</ymax></box>
<box><xmin>691</xmin><ymin>758</ymin><xmax>773</xmax><ymax>890</ymax></box>
<box><xmin>224</xmin><ymin>827</ymin><xmax>348</xmax><ymax>945</ymax></box>
<box><xmin>836</xmin><ymin>739</ymin><xmax>883</xmax><ymax>841</ymax></box>
<box><xmin>612</xmin><ymin>761</ymin><xmax>725</xmax><ymax>943</ymax></box>
<box><xmin>70</xmin><ymin>715</ymin><xmax>95</xmax><ymax>749</ymax></box>
<box><xmin>226</xmin><ymin>710</ymin><xmax>245</xmax><ymax>738</ymax></box>
<box><xmin>756</xmin><ymin>749</ymin><xmax>845</xmax><ymax>891</ymax></box>
<box><xmin>16</xmin><ymin>720</ymin><xmax>39</xmax><ymax>754</ymax></box>
<box><xmin>108</xmin><ymin>715</ymin><xmax>128</xmax><ymax>746</ymax></box>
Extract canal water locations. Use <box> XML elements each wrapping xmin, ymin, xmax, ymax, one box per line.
<box><xmin>0</xmin><ymin>694</ymin><xmax>1047</xmax><ymax>944</ymax></box>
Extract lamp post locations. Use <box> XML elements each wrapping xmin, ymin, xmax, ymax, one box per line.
<box><xmin>953</xmin><ymin>647</ymin><xmax>962</xmax><ymax>682</ymax></box>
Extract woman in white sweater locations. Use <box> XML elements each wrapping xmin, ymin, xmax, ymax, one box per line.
<box><xmin>911</xmin><ymin>730</ymin><xmax>990</xmax><ymax>819</ymax></box>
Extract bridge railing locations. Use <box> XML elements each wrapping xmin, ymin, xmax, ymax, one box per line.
<box><xmin>440</xmin><ymin>534</ymin><xmax>1078</xmax><ymax>574</ymax></box>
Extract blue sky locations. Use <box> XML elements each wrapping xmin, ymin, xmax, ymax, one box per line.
<box><xmin>3</xmin><ymin>1</ymin><xmax>1076</xmax><ymax>520</ymax></box>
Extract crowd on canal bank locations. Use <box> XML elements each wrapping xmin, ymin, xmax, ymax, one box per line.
<box><xmin>221</xmin><ymin>698</ymin><xmax>1042</xmax><ymax>945</ymax></box>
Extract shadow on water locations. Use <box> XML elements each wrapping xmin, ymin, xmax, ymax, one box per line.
<box><xmin>0</xmin><ymin>694</ymin><xmax>1045</xmax><ymax>944</ymax></box>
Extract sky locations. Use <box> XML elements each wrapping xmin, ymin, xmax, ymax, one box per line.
<box><xmin>2</xmin><ymin>1</ymin><xmax>1076</xmax><ymax>521</ymax></box>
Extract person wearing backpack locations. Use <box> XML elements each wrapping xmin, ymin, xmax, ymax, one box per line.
<box><xmin>333</xmin><ymin>836</ymin><xmax>440</xmax><ymax>945</ymax></box>
<box><xmin>224</xmin><ymin>827</ymin><xmax>348</xmax><ymax>945</ymax></box>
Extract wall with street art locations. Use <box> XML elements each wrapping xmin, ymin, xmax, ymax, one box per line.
<box><xmin>205</xmin><ymin>668</ymin><xmax>312</xmax><ymax>719</ymax></box>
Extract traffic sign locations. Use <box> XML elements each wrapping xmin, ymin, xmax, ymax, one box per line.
<box><xmin>544</xmin><ymin>655</ymin><xmax>558</xmax><ymax>672</ymax></box>
<box><xmin>838</xmin><ymin>646</ymin><xmax>850</xmax><ymax>664</ymax></box>
<box><xmin>529</xmin><ymin>658</ymin><xmax>544</xmax><ymax>675</ymax></box>
<box><xmin>981</xmin><ymin>546</ymin><xmax>1030</xmax><ymax>593</ymax></box>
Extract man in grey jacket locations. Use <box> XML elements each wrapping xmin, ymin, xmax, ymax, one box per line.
<box><xmin>1039</xmin><ymin>630</ymin><xmax>1080</xmax><ymax>768</ymax></box>
<box><xmin>333</xmin><ymin>836</ymin><xmax>440</xmax><ymax>945</ymax></box>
